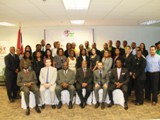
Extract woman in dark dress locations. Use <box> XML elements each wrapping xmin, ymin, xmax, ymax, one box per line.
<box><xmin>43</xmin><ymin>49</ymin><xmax>54</xmax><ymax>66</ymax></box>
<box><xmin>32</xmin><ymin>51</ymin><xmax>44</xmax><ymax>87</ymax></box>
<box><xmin>76</xmin><ymin>48</ymin><xmax>90</xmax><ymax>69</ymax></box>
<box><xmin>90</xmin><ymin>48</ymin><xmax>100</xmax><ymax>71</ymax></box>
<box><xmin>113</xmin><ymin>48</ymin><xmax>124</xmax><ymax>68</ymax></box>
<box><xmin>140</xmin><ymin>43</ymin><xmax>148</xmax><ymax>57</ymax></box>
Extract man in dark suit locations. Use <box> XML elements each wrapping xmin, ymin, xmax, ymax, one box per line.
<box><xmin>94</xmin><ymin>62</ymin><xmax>109</xmax><ymax>109</ymax></box>
<box><xmin>17</xmin><ymin>61</ymin><xmax>41</xmax><ymax>115</ymax></box>
<box><xmin>123</xmin><ymin>46</ymin><xmax>135</xmax><ymax>96</ymax></box>
<box><xmin>115</xmin><ymin>40</ymin><xmax>125</xmax><ymax>56</ymax></box>
<box><xmin>132</xmin><ymin>50</ymin><xmax>146</xmax><ymax>105</ymax></box>
<box><xmin>4</xmin><ymin>46</ymin><xmax>20</xmax><ymax>102</ymax></box>
<box><xmin>108</xmin><ymin>40</ymin><xmax>116</xmax><ymax>58</ymax></box>
<box><xmin>108</xmin><ymin>59</ymin><xmax>129</xmax><ymax>110</ymax></box>
<box><xmin>100</xmin><ymin>43</ymin><xmax>108</xmax><ymax>61</ymax></box>
<box><xmin>76</xmin><ymin>61</ymin><xmax>93</xmax><ymax>108</ymax></box>
<box><xmin>55</xmin><ymin>61</ymin><xmax>75</xmax><ymax>109</ymax></box>
<box><xmin>88</xmin><ymin>42</ymin><xmax>101</xmax><ymax>57</ymax></box>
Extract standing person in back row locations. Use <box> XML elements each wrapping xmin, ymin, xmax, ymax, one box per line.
<box><xmin>4</xmin><ymin>46</ymin><xmax>20</xmax><ymax>102</ymax></box>
<box><xmin>132</xmin><ymin>50</ymin><xmax>146</xmax><ymax>105</ymax></box>
<box><xmin>145</xmin><ymin>45</ymin><xmax>160</xmax><ymax>105</ymax></box>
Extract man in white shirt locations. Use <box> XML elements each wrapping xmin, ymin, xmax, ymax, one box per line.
<box><xmin>39</xmin><ymin>59</ymin><xmax>57</xmax><ymax>109</ymax></box>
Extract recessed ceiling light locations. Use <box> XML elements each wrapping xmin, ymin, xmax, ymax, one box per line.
<box><xmin>141</xmin><ymin>20</ymin><xmax>160</xmax><ymax>25</ymax></box>
<box><xmin>62</xmin><ymin>0</ymin><xmax>90</xmax><ymax>10</ymax></box>
<box><xmin>0</xmin><ymin>22</ymin><xmax>16</xmax><ymax>26</ymax></box>
<box><xmin>70</xmin><ymin>20</ymin><xmax>85</xmax><ymax>25</ymax></box>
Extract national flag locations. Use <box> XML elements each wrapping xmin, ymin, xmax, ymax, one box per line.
<box><xmin>17</xmin><ymin>27</ymin><xmax>24</xmax><ymax>54</ymax></box>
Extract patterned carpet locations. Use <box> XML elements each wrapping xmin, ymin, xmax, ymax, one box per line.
<box><xmin>0</xmin><ymin>86</ymin><xmax>160</xmax><ymax>120</ymax></box>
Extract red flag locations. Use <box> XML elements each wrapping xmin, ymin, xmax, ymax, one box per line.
<box><xmin>17</xmin><ymin>27</ymin><xmax>24</xmax><ymax>54</ymax></box>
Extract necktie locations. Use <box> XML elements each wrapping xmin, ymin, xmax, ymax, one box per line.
<box><xmin>83</xmin><ymin>68</ymin><xmax>86</xmax><ymax>78</ymax></box>
<box><xmin>118</xmin><ymin>70</ymin><xmax>121</xmax><ymax>80</ymax></box>
<box><xmin>99</xmin><ymin>70</ymin><xmax>102</xmax><ymax>78</ymax></box>
<box><xmin>26</xmin><ymin>70</ymin><xmax>28</xmax><ymax>76</ymax></box>
<box><xmin>46</xmin><ymin>67</ymin><xmax>49</xmax><ymax>83</ymax></box>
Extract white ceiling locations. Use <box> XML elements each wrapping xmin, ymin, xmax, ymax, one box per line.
<box><xmin>0</xmin><ymin>0</ymin><xmax>160</xmax><ymax>27</ymax></box>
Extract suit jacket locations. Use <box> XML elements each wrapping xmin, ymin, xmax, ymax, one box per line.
<box><xmin>133</xmin><ymin>57</ymin><xmax>146</xmax><ymax>80</ymax></box>
<box><xmin>39</xmin><ymin>66</ymin><xmax>57</xmax><ymax>85</ymax></box>
<box><xmin>56</xmin><ymin>69</ymin><xmax>75</xmax><ymax>85</ymax></box>
<box><xmin>76</xmin><ymin>68</ymin><xmax>93</xmax><ymax>85</ymax></box>
<box><xmin>17</xmin><ymin>69</ymin><xmax>37</xmax><ymax>88</ymax></box>
<box><xmin>94</xmin><ymin>69</ymin><xmax>109</xmax><ymax>85</ymax></box>
<box><xmin>4</xmin><ymin>53</ymin><xmax>20</xmax><ymax>76</ymax></box>
<box><xmin>109</xmin><ymin>67</ymin><xmax>129</xmax><ymax>85</ymax></box>
<box><xmin>123</xmin><ymin>53</ymin><xmax>135</xmax><ymax>72</ymax></box>
<box><xmin>76</xmin><ymin>56</ymin><xmax>90</xmax><ymax>69</ymax></box>
<box><xmin>119</xmin><ymin>47</ymin><xmax>125</xmax><ymax>56</ymax></box>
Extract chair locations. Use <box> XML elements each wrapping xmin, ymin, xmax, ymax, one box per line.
<box><xmin>92</xmin><ymin>89</ymin><xmax>125</xmax><ymax>107</ymax></box>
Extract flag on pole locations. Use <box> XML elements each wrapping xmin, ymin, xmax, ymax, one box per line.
<box><xmin>17</xmin><ymin>27</ymin><xmax>24</xmax><ymax>54</ymax></box>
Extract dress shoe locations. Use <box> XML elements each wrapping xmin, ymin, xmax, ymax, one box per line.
<box><xmin>51</xmin><ymin>105</ymin><xmax>56</xmax><ymax>109</ymax></box>
<box><xmin>95</xmin><ymin>102</ymin><xmax>100</xmax><ymax>108</ymax></box>
<box><xmin>82</xmin><ymin>102</ymin><xmax>86</xmax><ymax>108</ymax></box>
<box><xmin>41</xmin><ymin>104</ymin><xmax>45</xmax><ymax>109</ymax></box>
<box><xmin>79</xmin><ymin>103</ymin><xmax>83</xmax><ymax>108</ymax></box>
<box><xmin>35</xmin><ymin>106</ymin><xmax>41</xmax><ymax>113</ymax></box>
<box><xmin>135</xmin><ymin>102</ymin><xmax>143</xmax><ymax>106</ymax></box>
<box><xmin>152</xmin><ymin>102</ymin><xmax>157</xmax><ymax>106</ymax></box>
<box><xmin>124</xmin><ymin>103</ymin><xmax>128</xmax><ymax>110</ymax></box>
<box><xmin>9</xmin><ymin>99</ymin><xmax>15</xmax><ymax>103</ymax></box>
<box><xmin>107</xmin><ymin>102</ymin><xmax>114</xmax><ymax>108</ymax></box>
<box><xmin>101</xmin><ymin>102</ymin><xmax>105</xmax><ymax>109</ymax></box>
<box><xmin>26</xmin><ymin>108</ymin><xmax>30</xmax><ymax>116</ymax></box>
<box><xmin>57</xmin><ymin>101</ymin><xmax>62</xmax><ymax>109</ymax></box>
<box><xmin>68</xmin><ymin>101</ymin><xmax>73</xmax><ymax>109</ymax></box>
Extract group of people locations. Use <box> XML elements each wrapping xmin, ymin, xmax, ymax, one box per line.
<box><xmin>4</xmin><ymin>39</ymin><xmax>160</xmax><ymax>116</ymax></box>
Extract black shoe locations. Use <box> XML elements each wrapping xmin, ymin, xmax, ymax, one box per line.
<box><xmin>95</xmin><ymin>102</ymin><xmax>100</xmax><ymax>108</ymax></box>
<box><xmin>124</xmin><ymin>103</ymin><xmax>128</xmax><ymax>110</ymax></box>
<box><xmin>68</xmin><ymin>101</ymin><xmax>73</xmax><ymax>109</ymax></box>
<box><xmin>135</xmin><ymin>102</ymin><xmax>143</xmax><ymax>106</ymax></box>
<box><xmin>51</xmin><ymin>105</ymin><xmax>56</xmax><ymax>109</ymax></box>
<box><xmin>9</xmin><ymin>99</ymin><xmax>15</xmax><ymax>103</ymax></box>
<box><xmin>152</xmin><ymin>102</ymin><xmax>157</xmax><ymax>106</ymax></box>
<box><xmin>80</xmin><ymin>103</ymin><xmax>84</xmax><ymax>108</ymax></box>
<box><xmin>41</xmin><ymin>104</ymin><xmax>45</xmax><ymax>109</ymax></box>
<box><xmin>57</xmin><ymin>101</ymin><xmax>62</xmax><ymax>109</ymax></box>
<box><xmin>82</xmin><ymin>102</ymin><xmax>86</xmax><ymax>108</ymax></box>
<box><xmin>101</xmin><ymin>102</ymin><xmax>105</xmax><ymax>109</ymax></box>
<box><xmin>108</xmin><ymin>102</ymin><xmax>114</xmax><ymax>108</ymax></box>
<box><xmin>26</xmin><ymin>108</ymin><xmax>30</xmax><ymax>116</ymax></box>
<box><xmin>35</xmin><ymin>106</ymin><xmax>41</xmax><ymax>113</ymax></box>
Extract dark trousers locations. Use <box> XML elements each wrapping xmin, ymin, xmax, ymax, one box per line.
<box><xmin>76</xmin><ymin>83</ymin><xmax>93</xmax><ymax>103</ymax></box>
<box><xmin>135</xmin><ymin>80</ymin><xmax>145</xmax><ymax>103</ymax></box>
<box><xmin>108</xmin><ymin>84</ymin><xmax>128</xmax><ymax>103</ymax></box>
<box><xmin>5</xmin><ymin>74</ymin><xmax>18</xmax><ymax>100</ymax></box>
<box><xmin>145</xmin><ymin>72</ymin><xmax>159</xmax><ymax>102</ymax></box>
<box><xmin>128</xmin><ymin>76</ymin><xmax>134</xmax><ymax>96</ymax></box>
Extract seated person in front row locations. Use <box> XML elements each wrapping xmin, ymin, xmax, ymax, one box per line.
<box><xmin>55</xmin><ymin>62</ymin><xmax>75</xmax><ymax>109</ymax></box>
<box><xmin>76</xmin><ymin>61</ymin><xmax>93</xmax><ymax>108</ymax></box>
<box><xmin>17</xmin><ymin>61</ymin><xmax>41</xmax><ymax>116</ymax></box>
<box><xmin>94</xmin><ymin>62</ymin><xmax>109</xmax><ymax>109</ymax></box>
<box><xmin>108</xmin><ymin>59</ymin><xmax>129</xmax><ymax>110</ymax></box>
<box><xmin>39</xmin><ymin>59</ymin><xmax>57</xmax><ymax>109</ymax></box>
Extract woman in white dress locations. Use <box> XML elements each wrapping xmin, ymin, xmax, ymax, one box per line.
<box><xmin>67</xmin><ymin>50</ymin><xmax>76</xmax><ymax>73</ymax></box>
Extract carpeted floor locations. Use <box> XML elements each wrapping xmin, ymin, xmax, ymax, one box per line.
<box><xmin>0</xmin><ymin>86</ymin><xmax>160</xmax><ymax>120</ymax></box>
